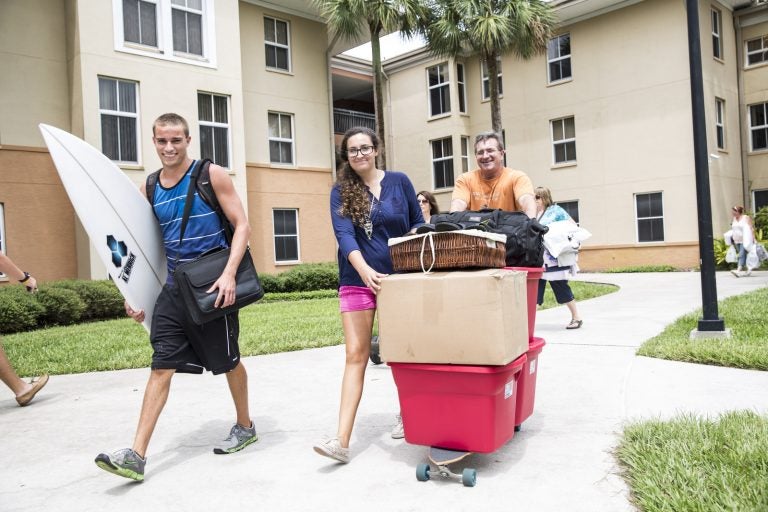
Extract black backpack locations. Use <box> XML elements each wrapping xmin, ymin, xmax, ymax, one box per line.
<box><xmin>145</xmin><ymin>158</ymin><xmax>234</xmax><ymax>243</ymax></box>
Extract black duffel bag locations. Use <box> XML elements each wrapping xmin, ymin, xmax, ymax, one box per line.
<box><xmin>430</xmin><ymin>209</ymin><xmax>548</xmax><ymax>267</ymax></box>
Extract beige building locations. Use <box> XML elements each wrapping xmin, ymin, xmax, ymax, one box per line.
<box><xmin>381</xmin><ymin>0</ymin><xmax>768</xmax><ymax>270</ymax></box>
<box><xmin>0</xmin><ymin>0</ymin><xmax>349</xmax><ymax>283</ymax></box>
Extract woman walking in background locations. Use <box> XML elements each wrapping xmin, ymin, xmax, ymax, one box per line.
<box><xmin>417</xmin><ymin>190</ymin><xmax>440</xmax><ymax>224</ymax></box>
<box><xmin>314</xmin><ymin>127</ymin><xmax>423</xmax><ymax>463</ymax></box>
<box><xmin>729</xmin><ymin>205</ymin><xmax>756</xmax><ymax>277</ymax></box>
<box><xmin>535</xmin><ymin>186</ymin><xmax>585</xmax><ymax>330</ymax></box>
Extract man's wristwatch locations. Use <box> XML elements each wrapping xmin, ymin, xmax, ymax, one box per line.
<box><xmin>19</xmin><ymin>272</ymin><xmax>31</xmax><ymax>283</ymax></box>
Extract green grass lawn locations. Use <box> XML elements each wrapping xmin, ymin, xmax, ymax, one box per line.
<box><xmin>3</xmin><ymin>281</ymin><xmax>616</xmax><ymax>377</ymax></box>
<box><xmin>617</xmin><ymin>411</ymin><xmax>768</xmax><ymax>511</ymax></box>
<box><xmin>637</xmin><ymin>287</ymin><xmax>768</xmax><ymax>371</ymax></box>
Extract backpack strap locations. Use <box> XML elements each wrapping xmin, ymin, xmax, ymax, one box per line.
<box><xmin>194</xmin><ymin>159</ymin><xmax>235</xmax><ymax>244</ymax></box>
<box><xmin>145</xmin><ymin>169</ymin><xmax>162</xmax><ymax>220</ymax></box>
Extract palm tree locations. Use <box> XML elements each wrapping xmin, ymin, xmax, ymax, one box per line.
<box><xmin>420</xmin><ymin>0</ymin><xmax>556</xmax><ymax>134</ymax></box>
<box><xmin>315</xmin><ymin>0</ymin><xmax>426</xmax><ymax>169</ymax></box>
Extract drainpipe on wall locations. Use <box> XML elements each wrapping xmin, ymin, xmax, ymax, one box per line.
<box><xmin>326</xmin><ymin>33</ymin><xmax>341</xmax><ymax>182</ymax></box>
<box><xmin>733</xmin><ymin>14</ymin><xmax>751</xmax><ymax>208</ymax></box>
<box><xmin>380</xmin><ymin>66</ymin><xmax>394</xmax><ymax>168</ymax></box>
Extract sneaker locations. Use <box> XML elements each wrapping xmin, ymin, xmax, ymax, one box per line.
<box><xmin>213</xmin><ymin>421</ymin><xmax>258</xmax><ymax>454</ymax></box>
<box><xmin>730</xmin><ymin>269</ymin><xmax>741</xmax><ymax>277</ymax></box>
<box><xmin>745</xmin><ymin>269</ymin><xmax>753</xmax><ymax>277</ymax></box>
<box><xmin>391</xmin><ymin>414</ymin><xmax>405</xmax><ymax>440</ymax></box>
<box><xmin>94</xmin><ymin>448</ymin><xmax>145</xmax><ymax>481</ymax></box>
<box><xmin>313</xmin><ymin>437</ymin><xmax>350</xmax><ymax>464</ymax></box>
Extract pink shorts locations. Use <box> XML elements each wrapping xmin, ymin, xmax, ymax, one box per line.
<box><xmin>339</xmin><ymin>285</ymin><xmax>377</xmax><ymax>313</ymax></box>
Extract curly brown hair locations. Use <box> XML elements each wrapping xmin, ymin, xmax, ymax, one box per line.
<box><xmin>336</xmin><ymin>127</ymin><xmax>378</xmax><ymax>227</ymax></box>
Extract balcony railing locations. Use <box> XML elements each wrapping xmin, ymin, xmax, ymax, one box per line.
<box><xmin>334</xmin><ymin>108</ymin><xmax>376</xmax><ymax>133</ymax></box>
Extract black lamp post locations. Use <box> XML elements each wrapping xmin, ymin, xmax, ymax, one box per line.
<box><xmin>686</xmin><ymin>0</ymin><xmax>725</xmax><ymax>332</ymax></box>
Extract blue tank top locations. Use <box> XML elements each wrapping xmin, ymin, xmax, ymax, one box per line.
<box><xmin>153</xmin><ymin>160</ymin><xmax>228</xmax><ymax>284</ymax></box>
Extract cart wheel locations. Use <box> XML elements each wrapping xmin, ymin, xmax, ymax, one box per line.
<box><xmin>416</xmin><ymin>463</ymin><xmax>431</xmax><ymax>481</ymax></box>
<box><xmin>461</xmin><ymin>468</ymin><xmax>477</xmax><ymax>487</ymax></box>
<box><xmin>514</xmin><ymin>424</ymin><xmax>521</xmax><ymax>432</ymax></box>
<box><xmin>369</xmin><ymin>335</ymin><xmax>383</xmax><ymax>365</ymax></box>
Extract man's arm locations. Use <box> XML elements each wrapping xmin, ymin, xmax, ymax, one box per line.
<box><xmin>450</xmin><ymin>173</ymin><xmax>470</xmax><ymax>212</ymax></box>
<box><xmin>518</xmin><ymin>193</ymin><xmax>537</xmax><ymax>218</ymax></box>
<box><xmin>450</xmin><ymin>199</ymin><xmax>468</xmax><ymax>212</ymax></box>
<box><xmin>208</xmin><ymin>164</ymin><xmax>252</xmax><ymax>308</ymax></box>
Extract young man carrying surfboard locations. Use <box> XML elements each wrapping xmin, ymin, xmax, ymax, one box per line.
<box><xmin>95</xmin><ymin>113</ymin><xmax>257</xmax><ymax>482</ymax></box>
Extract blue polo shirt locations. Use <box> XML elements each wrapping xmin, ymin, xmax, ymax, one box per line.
<box><xmin>330</xmin><ymin>170</ymin><xmax>424</xmax><ymax>287</ymax></box>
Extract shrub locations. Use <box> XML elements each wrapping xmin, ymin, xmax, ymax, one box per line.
<box><xmin>0</xmin><ymin>286</ymin><xmax>44</xmax><ymax>333</ymax></box>
<box><xmin>279</xmin><ymin>262</ymin><xmax>338</xmax><ymax>292</ymax></box>
<box><xmin>259</xmin><ymin>273</ymin><xmax>284</xmax><ymax>294</ymax></box>
<box><xmin>36</xmin><ymin>287</ymin><xmax>86</xmax><ymax>326</ymax></box>
<box><xmin>50</xmin><ymin>279</ymin><xmax>123</xmax><ymax>320</ymax></box>
<box><xmin>754</xmin><ymin>206</ymin><xmax>768</xmax><ymax>234</ymax></box>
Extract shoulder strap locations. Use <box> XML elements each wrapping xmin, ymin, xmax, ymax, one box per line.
<box><xmin>176</xmin><ymin>160</ymin><xmax>204</xmax><ymax>263</ymax></box>
<box><xmin>195</xmin><ymin>159</ymin><xmax>234</xmax><ymax>244</ymax></box>
<box><xmin>145</xmin><ymin>169</ymin><xmax>162</xmax><ymax>214</ymax></box>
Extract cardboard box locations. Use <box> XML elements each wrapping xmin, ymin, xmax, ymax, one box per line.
<box><xmin>378</xmin><ymin>269</ymin><xmax>528</xmax><ymax>365</ymax></box>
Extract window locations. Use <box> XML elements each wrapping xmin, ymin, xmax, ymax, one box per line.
<box><xmin>172</xmin><ymin>0</ymin><xmax>203</xmax><ymax>56</ymax></box>
<box><xmin>123</xmin><ymin>0</ymin><xmax>158</xmax><ymax>47</ymax></box>
<box><xmin>547</xmin><ymin>34</ymin><xmax>571</xmax><ymax>83</ymax></box>
<box><xmin>556</xmin><ymin>200</ymin><xmax>580</xmax><ymax>224</ymax></box>
<box><xmin>113</xmin><ymin>0</ymin><xmax>214</xmax><ymax>66</ymax></box>
<box><xmin>749</xmin><ymin>102</ymin><xmax>768</xmax><ymax>151</ymax></box>
<box><xmin>427</xmin><ymin>63</ymin><xmax>451</xmax><ymax>116</ymax></box>
<box><xmin>431</xmin><ymin>137</ymin><xmax>454</xmax><ymax>189</ymax></box>
<box><xmin>636</xmin><ymin>192</ymin><xmax>664</xmax><ymax>243</ymax></box>
<box><xmin>551</xmin><ymin>116</ymin><xmax>576</xmax><ymax>165</ymax></box>
<box><xmin>481</xmin><ymin>58</ymin><xmax>503</xmax><ymax>100</ymax></box>
<box><xmin>754</xmin><ymin>189</ymin><xmax>768</xmax><ymax>213</ymax></box>
<box><xmin>746</xmin><ymin>36</ymin><xmax>768</xmax><ymax>66</ymax></box>
<box><xmin>460</xmin><ymin>136</ymin><xmax>470</xmax><ymax>173</ymax></box>
<box><xmin>268</xmin><ymin>112</ymin><xmax>294</xmax><ymax>165</ymax></box>
<box><xmin>715</xmin><ymin>98</ymin><xmax>726</xmax><ymax>150</ymax></box>
<box><xmin>456</xmin><ymin>63</ymin><xmax>467</xmax><ymax>113</ymax></box>
<box><xmin>273</xmin><ymin>209</ymin><xmax>299</xmax><ymax>263</ymax></box>
<box><xmin>198</xmin><ymin>92</ymin><xmax>230</xmax><ymax>168</ymax></box>
<box><xmin>264</xmin><ymin>16</ymin><xmax>290</xmax><ymax>71</ymax></box>
<box><xmin>98</xmin><ymin>77</ymin><xmax>139</xmax><ymax>163</ymax></box>
<box><xmin>712</xmin><ymin>8</ymin><xmax>722</xmax><ymax>60</ymax></box>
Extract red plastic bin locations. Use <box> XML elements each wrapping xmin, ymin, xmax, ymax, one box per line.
<box><xmin>504</xmin><ymin>266</ymin><xmax>543</xmax><ymax>340</ymax></box>
<box><xmin>515</xmin><ymin>337</ymin><xmax>546</xmax><ymax>429</ymax></box>
<box><xmin>389</xmin><ymin>354</ymin><xmax>527</xmax><ymax>453</ymax></box>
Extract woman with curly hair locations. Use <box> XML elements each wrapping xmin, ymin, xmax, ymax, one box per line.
<box><xmin>314</xmin><ymin>127</ymin><xmax>423</xmax><ymax>464</ymax></box>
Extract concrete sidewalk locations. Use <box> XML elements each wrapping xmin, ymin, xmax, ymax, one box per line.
<box><xmin>1</xmin><ymin>271</ymin><xmax>767</xmax><ymax>512</ymax></box>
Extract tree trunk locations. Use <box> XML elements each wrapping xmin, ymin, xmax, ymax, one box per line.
<box><xmin>370</xmin><ymin>23</ymin><xmax>387</xmax><ymax>169</ymax></box>
<box><xmin>487</xmin><ymin>50</ymin><xmax>503</xmax><ymax>135</ymax></box>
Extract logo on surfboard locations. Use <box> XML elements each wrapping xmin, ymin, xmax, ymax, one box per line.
<box><xmin>107</xmin><ymin>235</ymin><xmax>137</xmax><ymax>283</ymax></box>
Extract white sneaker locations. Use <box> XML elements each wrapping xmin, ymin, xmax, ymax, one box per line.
<box><xmin>745</xmin><ymin>269</ymin><xmax>752</xmax><ymax>277</ymax></box>
<box><xmin>313</xmin><ymin>437</ymin><xmax>349</xmax><ymax>464</ymax></box>
<box><xmin>391</xmin><ymin>414</ymin><xmax>405</xmax><ymax>439</ymax></box>
<box><xmin>730</xmin><ymin>269</ymin><xmax>740</xmax><ymax>277</ymax></box>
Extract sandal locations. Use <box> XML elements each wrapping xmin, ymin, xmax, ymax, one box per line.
<box><xmin>16</xmin><ymin>374</ymin><xmax>49</xmax><ymax>406</ymax></box>
<box><xmin>566</xmin><ymin>319</ymin><xmax>583</xmax><ymax>330</ymax></box>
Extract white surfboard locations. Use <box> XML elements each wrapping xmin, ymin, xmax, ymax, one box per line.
<box><xmin>39</xmin><ymin>124</ymin><xmax>166</xmax><ymax>332</ymax></box>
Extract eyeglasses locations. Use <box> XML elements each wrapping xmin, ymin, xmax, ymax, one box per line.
<box><xmin>535</xmin><ymin>195</ymin><xmax>542</xmax><ymax>200</ymax></box>
<box><xmin>475</xmin><ymin>148</ymin><xmax>499</xmax><ymax>157</ymax></box>
<box><xmin>417</xmin><ymin>199</ymin><xmax>429</xmax><ymax>204</ymax></box>
<box><xmin>347</xmin><ymin>145</ymin><xmax>375</xmax><ymax>157</ymax></box>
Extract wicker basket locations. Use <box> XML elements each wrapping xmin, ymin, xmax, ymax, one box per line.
<box><xmin>388</xmin><ymin>230</ymin><xmax>507</xmax><ymax>272</ymax></box>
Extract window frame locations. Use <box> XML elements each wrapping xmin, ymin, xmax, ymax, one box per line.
<box><xmin>112</xmin><ymin>0</ymin><xmax>217</xmax><ymax>68</ymax></box>
<box><xmin>745</xmin><ymin>35</ymin><xmax>768</xmax><ymax>67</ymax></box>
<box><xmin>98</xmin><ymin>76</ymin><xmax>140</xmax><ymax>165</ymax></box>
<box><xmin>551</xmin><ymin>116</ymin><xmax>577</xmax><ymax>165</ymax></box>
<box><xmin>272</xmin><ymin>208</ymin><xmax>300</xmax><ymax>264</ymax></box>
<box><xmin>547</xmin><ymin>33</ymin><xmax>572</xmax><ymax>84</ymax></box>
<box><xmin>715</xmin><ymin>97</ymin><xmax>726</xmax><ymax>151</ymax></box>
<box><xmin>481</xmin><ymin>58</ymin><xmax>503</xmax><ymax>101</ymax></box>
<box><xmin>712</xmin><ymin>7</ymin><xmax>723</xmax><ymax>61</ymax></box>
<box><xmin>754</xmin><ymin>189</ymin><xmax>768</xmax><ymax>213</ymax></box>
<box><xmin>268</xmin><ymin>111</ymin><xmax>295</xmax><ymax>166</ymax></box>
<box><xmin>430</xmin><ymin>137</ymin><xmax>455</xmax><ymax>190</ymax></box>
<box><xmin>635</xmin><ymin>192</ymin><xmax>665</xmax><ymax>243</ymax></box>
<box><xmin>749</xmin><ymin>102</ymin><xmax>768</xmax><ymax>152</ymax></box>
<box><xmin>427</xmin><ymin>63</ymin><xmax>451</xmax><ymax>117</ymax></box>
<box><xmin>456</xmin><ymin>62</ymin><xmax>467</xmax><ymax>114</ymax></box>
<box><xmin>198</xmin><ymin>91</ymin><xmax>231</xmax><ymax>169</ymax></box>
<box><xmin>264</xmin><ymin>16</ymin><xmax>292</xmax><ymax>73</ymax></box>
<box><xmin>460</xmin><ymin>135</ymin><xmax>470</xmax><ymax>173</ymax></box>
